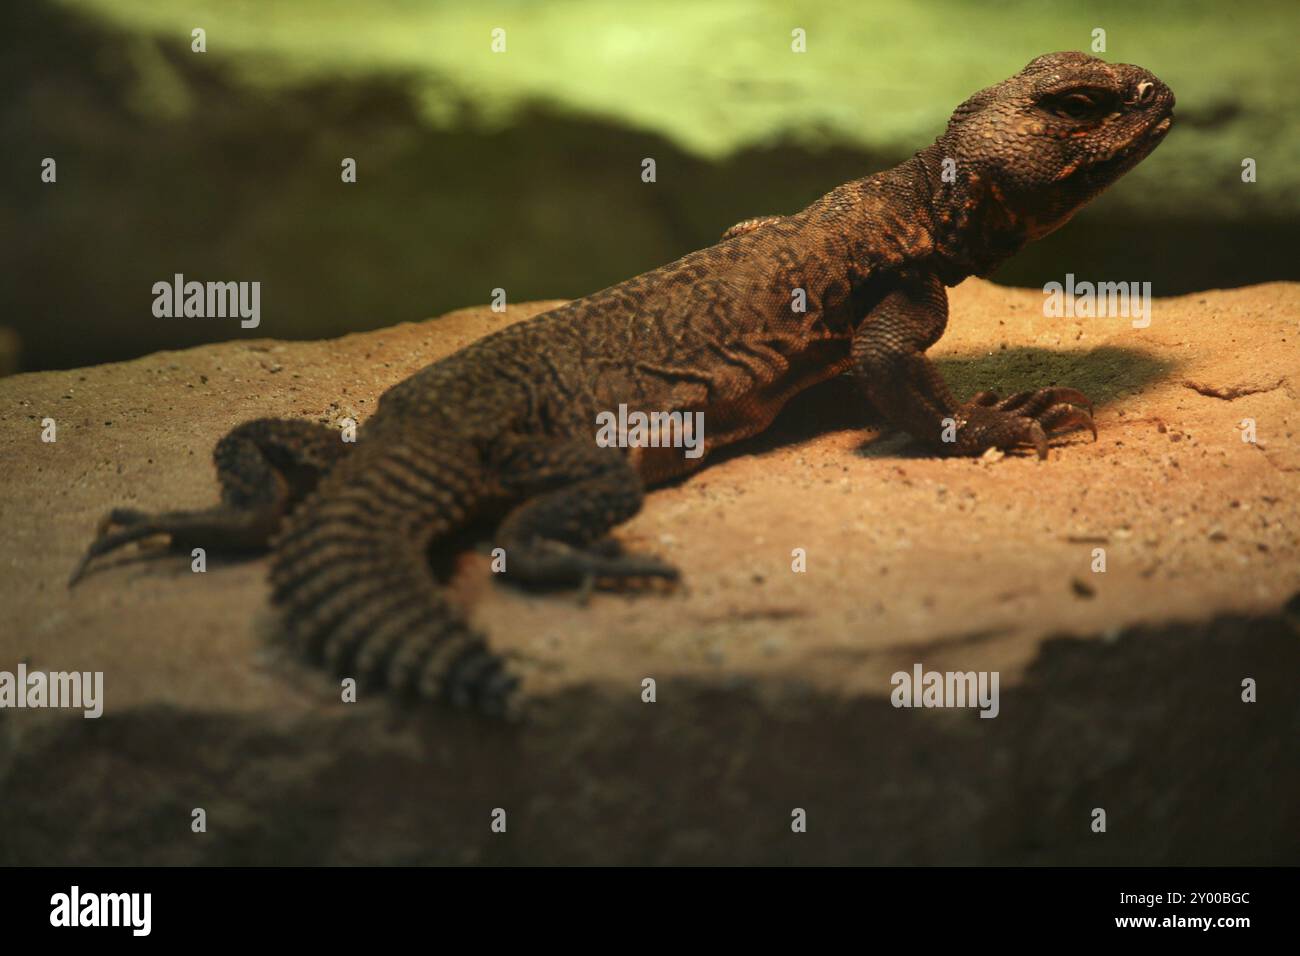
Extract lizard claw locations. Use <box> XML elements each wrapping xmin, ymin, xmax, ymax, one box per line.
<box><xmin>967</xmin><ymin>387</ymin><xmax>1093</xmax><ymax>415</ymax></box>
<box><xmin>1039</xmin><ymin>402</ymin><xmax>1098</xmax><ymax>440</ymax></box>
<box><xmin>68</xmin><ymin>508</ymin><xmax>162</xmax><ymax>586</ymax></box>
<box><xmin>1026</xmin><ymin>420</ymin><xmax>1050</xmax><ymax>460</ymax></box>
<box><xmin>69</xmin><ymin>503</ymin><xmax>274</xmax><ymax>587</ymax></box>
<box><xmin>949</xmin><ymin>386</ymin><xmax>1096</xmax><ymax>458</ymax></box>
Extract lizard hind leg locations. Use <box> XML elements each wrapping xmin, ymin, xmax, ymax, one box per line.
<box><xmin>492</xmin><ymin>437</ymin><xmax>679</xmax><ymax>590</ymax></box>
<box><xmin>68</xmin><ymin>418</ymin><xmax>347</xmax><ymax>586</ymax></box>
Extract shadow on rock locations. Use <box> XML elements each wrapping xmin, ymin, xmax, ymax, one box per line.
<box><xmin>2</xmin><ymin>597</ymin><xmax>1294</xmax><ymax>864</ymax></box>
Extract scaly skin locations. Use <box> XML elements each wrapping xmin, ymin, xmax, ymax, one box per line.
<box><xmin>72</xmin><ymin>52</ymin><xmax>1175</xmax><ymax>715</ymax></box>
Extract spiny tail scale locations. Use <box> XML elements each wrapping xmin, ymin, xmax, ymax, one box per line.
<box><xmin>268</xmin><ymin>439</ymin><xmax>517</xmax><ymax>713</ymax></box>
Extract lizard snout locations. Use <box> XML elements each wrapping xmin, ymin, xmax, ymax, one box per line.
<box><xmin>1126</xmin><ymin>76</ymin><xmax>1175</xmax><ymax>114</ymax></box>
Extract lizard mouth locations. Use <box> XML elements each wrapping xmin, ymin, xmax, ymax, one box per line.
<box><xmin>1089</xmin><ymin>109</ymin><xmax>1174</xmax><ymax>171</ymax></box>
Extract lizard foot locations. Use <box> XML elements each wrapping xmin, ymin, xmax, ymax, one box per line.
<box><xmin>69</xmin><ymin>507</ymin><xmax>182</xmax><ymax>586</ymax></box>
<box><xmin>501</xmin><ymin>537</ymin><xmax>680</xmax><ymax>591</ymax></box>
<box><xmin>69</xmin><ymin>505</ymin><xmax>274</xmax><ymax>586</ymax></box>
<box><xmin>953</xmin><ymin>387</ymin><xmax>1096</xmax><ymax>459</ymax></box>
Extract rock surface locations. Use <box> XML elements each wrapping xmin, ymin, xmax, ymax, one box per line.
<box><xmin>2</xmin><ymin>278</ymin><xmax>1297</xmax><ymax>864</ymax></box>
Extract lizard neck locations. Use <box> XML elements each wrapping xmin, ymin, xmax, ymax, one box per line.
<box><xmin>912</xmin><ymin>140</ymin><xmax>1034</xmax><ymax>285</ymax></box>
<box><xmin>826</xmin><ymin>158</ymin><xmax>941</xmax><ymax>281</ymax></box>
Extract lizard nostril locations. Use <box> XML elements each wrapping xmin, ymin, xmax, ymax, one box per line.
<box><xmin>1135</xmin><ymin>81</ymin><xmax>1155</xmax><ymax>105</ymax></box>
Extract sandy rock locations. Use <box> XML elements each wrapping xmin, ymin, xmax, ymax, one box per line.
<box><xmin>1</xmin><ymin>279</ymin><xmax>1297</xmax><ymax>864</ymax></box>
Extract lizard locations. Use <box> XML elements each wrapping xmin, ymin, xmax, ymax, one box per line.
<box><xmin>70</xmin><ymin>52</ymin><xmax>1175</xmax><ymax>716</ymax></box>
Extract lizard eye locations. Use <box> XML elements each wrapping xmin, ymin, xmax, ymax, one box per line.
<box><xmin>1045</xmin><ymin>90</ymin><xmax>1109</xmax><ymax>121</ymax></box>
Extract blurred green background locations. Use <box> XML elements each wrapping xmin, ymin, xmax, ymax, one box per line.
<box><xmin>4</xmin><ymin>0</ymin><xmax>1297</xmax><ymax>372</ymax></box>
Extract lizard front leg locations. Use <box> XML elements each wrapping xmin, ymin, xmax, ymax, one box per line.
<box><xmin>851</xmin><ymin>274</ymin><xmax>1095</xmax><ymax>457</ymax></box>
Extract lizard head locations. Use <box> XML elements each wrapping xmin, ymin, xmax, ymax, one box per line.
<box><xmin>939</xmin><ymin>51</ymin><xmax>1175</xmax><ymax>244</ymax></box>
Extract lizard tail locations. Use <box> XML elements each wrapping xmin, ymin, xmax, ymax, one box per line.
<box><xmin>267</xmin><ymin>440</ymin><xmax>516</xmax><ymax>713</ymax></box>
